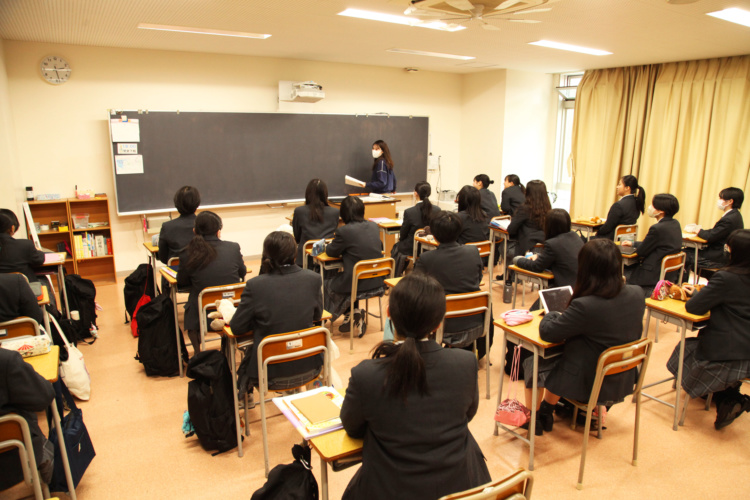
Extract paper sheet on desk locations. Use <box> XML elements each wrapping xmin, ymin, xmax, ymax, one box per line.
<box><xmin>345</xmin><ymin>175</ymin><xmax>366</xmax><ymax>188</ymax></box>
<box><xmin>490</xmin><ymin>219</ymin><xmax>511</xmax><ymax>230</ymax></box>
<box><xmin>44</xmin><ymin>252</ymin><xmax>66</xmax><ymax>264</ymax></box>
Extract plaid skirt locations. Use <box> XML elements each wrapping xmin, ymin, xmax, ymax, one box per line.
<box><xmin>324</xmin><ymin>281</ymin><xmax>387</xmax><ymax>323</ymax></box>
<box><xmin>667</xmin><ymin>338</ymin><xmax>750</xmax><ymax>398</ymax></box>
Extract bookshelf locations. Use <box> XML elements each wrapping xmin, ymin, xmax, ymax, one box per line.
<box><xmin>25</xmin><ymin>196</ymin><xmax>117</xmax><ymax>284</ymax></box>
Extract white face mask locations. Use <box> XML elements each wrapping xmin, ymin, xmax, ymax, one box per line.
<box><xmin>647</xmin><ymin>205</ymin><xmax>659</xmax><ymax>218</ymax></box>
<box><xmin>717</xmin><ymin>199</ymin><xmax>728</xmax><ymax>211</ymax></box>
<box><xmin>372</xmin><ymin>149</ymin><xmax>382</xmax><ymax>159</ymax></box>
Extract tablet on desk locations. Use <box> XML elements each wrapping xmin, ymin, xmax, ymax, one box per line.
<box><xmin>620</xmin><ymin>246</ymin><xmax>637</xmax><ymax>255</ymax></box>
<box><xmin>538</xmin><ymin>286</ymin><xmax>573</xmax><ymax>314</ymax></box>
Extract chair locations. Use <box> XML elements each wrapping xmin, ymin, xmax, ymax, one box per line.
<box><xmin>437</xmin><ymin>291</ymin><xmax>492</xmax><ymax>399</ymax></box>
<box><xmin>167</xmin><ymin>257</ymin><xmax>190</xmax><ymax>295</ymax></box>
<box><xmin>301</xmin><ymin>240</ymin><xmax>316</xmax><ymax>270</ymax></box>
<box><xmin>613</xmin><ymin>224</ymin><xmax>637</xmax><ymax>243</ymax></box>
<box><xmin>564</xmin><ymin>337</ymin><xmax>653</xmax><ymax>490</ymax></box>
<box><xmin>411</xmin><ymin>227</ymin><xmax>429</xmax><ymax>260</ymax></box>
<box><xmin>0</xmin><ymin>317</ymin><xmax>41</xmax><ymax>339</ymax></box>
<box><xmin>257</xmin><ymin>326</ymin><xmax>331</xmax><ymax>477</ymax></box>
<box><xmin>348</xmin><ymin>257</ymin><xmax>395</xmax><ymax>353</ymax></box>
<box><xmin>438</xmin><ymin>468</ymin><xmax>533</xmax><ymax>500</ymax></box>
<box><xmin>506</xmin><ymin>265</ymin><xmax>554</xmax><ymax>309</ymax></box>
<box><xmin>198</xmin><ymin>282</ymin><xmax>246</xmax><ymax>351</ymax></box>
<box><xmin>466</xmin><ymin>240</ymin><xmax>492</xmax><ymax>276</ymax></box>
<box><xmin>654</xmin><ymin>251</ymin><xmax>686</xmax><ymax>342</ymax></box>
<box><xmin>0</xmin><ymin>413</ymin><xmax>47</xmax><ymax>500</ymax></box>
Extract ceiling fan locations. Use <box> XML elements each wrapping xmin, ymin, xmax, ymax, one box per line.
<box><xmin>402</xmin><ymin>0</ymin><xmax>557</xmax><ymax>31</ymax></box>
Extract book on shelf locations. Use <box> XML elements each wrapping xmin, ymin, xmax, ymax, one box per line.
<box><xmin>272</xmin><ymin>386</ymin><xmax>345</xmax><ymax>439</ymax></box>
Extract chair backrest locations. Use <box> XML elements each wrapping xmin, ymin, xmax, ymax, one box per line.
<box><xmin>167</xmin><ymin>257</ymin><xmax>180</xmax><ymax>267</ymax></box>
<box><xmin>613</xmin><ymin>224</ymin><xmax>637</xmax><ymax>242</ymax></box>
<box><xmin>412</xmin><ymin>227</ymin><xmax>428</xmax><ymax>258</ymax></box>
<box><xmin>465</xmin><ymin>240</ymin><xmax>491</xmax><ymax>258</ymax></box>
<box><xmin>659</xmin><ymin>252</ymin><xmax>685</xmax><ymax>284</ymax></box>
<box><xmin>352</xmin><ymin>257</ymin><xmax>395</xmax><ymax>288</ymax></box>
<box><xmin>587</xmin><ymin>338</ymin><xmax>653</xmax><ymax>408</ymax></box>
<box><xmin>256</xmin><ymin>327</ymin><xmax>331</xmax><ymax>392</ymax></box>
<box><xmin>302</xmin><ymin>240</ymin><xmax>316</xmax><ymax>269</ymax></box>
<box><xmin>438</xmin><ymin>468</ymin><xmax>533</xmax><ymax>500</ymax></box>
<box><xmin>0</xmin><ymin>317</ymin><xmax>40</xmax><ymax>340</ymax></box>
<box><xmin>198</xmin><ymin>282</ymin><xmax>247</xmax><ymax>334</ymax></box>
<box><xmin>438</xmin><ymin>291</ymin><xmax>491</xmax><ymax>344</ymax></box>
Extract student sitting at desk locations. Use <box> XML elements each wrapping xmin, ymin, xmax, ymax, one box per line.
<box><xmin>365</xmin><ymin>140</ymin><xmax>397</xmax><ymax>194</ymax></box>
<box><xmin>667</xmin><ymin>229</ymin><xmax>750</xmax><ymax>430</ymax></box>
<box><xmin>594</xmin><ymin>174</ymin><xmax>645</xmax><ymax>241</ymax></box>
<box><xmin>683</xmin><ymin>187</ymin><xmax>744</xmax><ymax>282</ymax></box>
<box><xmin>158</xmin><ymin>185</ymin><xmax>201</xmax><ymax>264</ymax></box>
<box><xmin>522</xmin><ymin>239</ymin><xmax>645</xmax><ymax>435</ymax></box>
<box><xmin>340</xmin><ymin>273</ymin><xmax>491</xmax><ymax>500</ymax></box>
<box><xmin>500</xmin><ymin>174</ymin><xmax>525</xmax><ymax>216</ymax></box>
<box><xmin>391</xmin><ymin>181</ymin><xmax>440</xmax><ymax>275</ymax></box>
<box><xmin>456</xmin><ymin>186</ymin><xmax>489</xmax><ymax>245</ymax></box>
<box><xmin>231</xmin><ymin>232</ymin><xmax>323</xmax><ymax>397</ymax></box>
<box><xmin>325</xmin><ymin>196</ymin><xmax>385</xmax><ymax>336</ymax></box>
<box><xmin>176</xmin><ymin>211</ymin><xmax>246</xmax><ymax>353</ymax></box>
<box><xmin>292</xmin><ymin>178</ymin><xmax>339</xmax><ymax>268</ymax></box>
<box><xmin>504</xmin><ymin>180</ymin><xmax>550</xmax><ymax>283</ymax></box>
<box><xmin>0</xmin><ymin>273</ymin><xmax>45</xmax><ymax>325</ymax></box>
<box><xmin>622</xmin><ymin>193</ymin><xmax>682</xmax><ymax>292</ymax></box>
<box><xmin>0</xmin><ymin>211</ymin><xmax>45</xmax><ymax>283</ymax></box>
<box><xmin>473</xmin><ymin>174</ymin><xmax>501</xmax><ymax>218</ymax></box>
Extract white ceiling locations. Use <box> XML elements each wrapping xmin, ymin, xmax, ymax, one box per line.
<box><xmin>0</xmin><ymin>0</ymin><xmax>749</xmax><ymax>74</ymax></box>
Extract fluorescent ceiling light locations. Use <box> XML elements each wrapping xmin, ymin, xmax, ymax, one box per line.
<box><xmin>338</xmin><ymin>8</ymin><xmax>465</xmax><ymax>32</ymax></box>
<box><xmin>138</xmin><ymin>23</ymin><xmax>271</xmax><ymax>39</ymax></box>
<box><xmin>529</xmin><ymin>40</ymin><xmax>611</xmax><ymax>56</ymax></box>
<box><xmin>387</xmin><ymin>48</ymin><xmax>475</xmax><ymax>60</ymax></box>
<box><xmin>707</xmin><ymin>8</ymin><xmax>750</xmax><ymax>28</ymax></box>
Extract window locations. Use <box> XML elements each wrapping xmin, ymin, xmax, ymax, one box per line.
<box><xmin>551</xmin><ymin>72</ymin><xmax>583</xmax><ymax>210</ymax></box>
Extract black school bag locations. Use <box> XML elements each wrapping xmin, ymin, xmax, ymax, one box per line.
<box><xmin>64</xmin><ymin>274</ymin><xmax>98</xmax><ymax>342</ymax></box>
<box><xmin>135</xmin><ymin>294</ymin><xmax>188</xmax><ymax>377</ymax></box>
<box><xmin>251</xmin><ymin>444</ymin><xmax>319</xmax><ymax>500</ymax></box>
<box><xmin>186</xmin><ymin>350</ymin><xmax>237</xmax><ymax>454</ymax></box>
<box><xmin>123</xmin><ymin>263</ymin><xmax>156</xmax><ymax>322</ymax></box>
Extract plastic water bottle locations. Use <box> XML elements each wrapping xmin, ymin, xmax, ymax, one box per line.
<box><xmin>503</xmin><ymin>282</ymin><xmax>513</xmax><ymax>303</ymax></box>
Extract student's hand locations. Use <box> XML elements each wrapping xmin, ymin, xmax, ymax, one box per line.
<box><xmin>621</xmin><ymin>240</ymin><xmax>633</xmax><ymax>247</ymax></box>
<box><xmin>682</xmin><ymin>284</ymin><xmax>695</xmax><ymax>296</ymax></box>
<box><xmin>529</xmin><ymin>254</ymin><xmax>538</xmax><ymax>261</ymax></box>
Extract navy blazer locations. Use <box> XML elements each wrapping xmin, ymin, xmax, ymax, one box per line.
<box><xmin>479</xmin><ymin>188</ymin><xmax>501</xmax><ymax>218</ymax></box>
<box><xmin>596</xmin><ymin>195</ymin><xmax>640</xmax><ymax>241</ymax></box>
<box><xmin>397</xmin><ymin>202</ymin><xmax>440</xmax><ymax>255</ymax></box>
<box><xmin>176</xmin><ymin>236</ymin><xmax>246</xmax><ymax>331</ymax></box>
<box><xmin>414</xmin><ymin>242</ymin><xmax>484</xmax><ymax>332</ymax></box>
<box><xmin>629</xmin><ymin>216</ymin><xmax>682</xmax><ymax>287</ymax></box>
<box><xmin>457</xmin><ymin>211</ymin><xmax>489</xmax><ymax>245</ymax></box>
<box><xmin>686</xmin><ymin>271</ymin><xmax>750</xmax><ymax>362</ymax></box>
<box><xmin>0</xmin><ymin>234</ymin><xmax>45</xmax><ymax>283</ymax></box>
<box><xmin>500</xmin><ymin>185</ymin><xmax>525</xmax><ymax>216</ymax></box>
<box><xmin>158</xmin><ymin>213</ymin><xmax>196</xmax><ymax>264</ymax></box>
<box><xmin>325</xmin><ymin>220</ymin><xmax>384</xmax><ymax>295</ymax></box>
<box><xmin>515</xmin><ymin>231</ymin><xmax>583</xmax><ymax>288</ymax></box>
<box><xmin>365</xmin><ymin>158</ymin><xmax>396</xmax><ymax>193</ymax></box>
<box><xmin>341</xmin><ymin>341</ymin><xmax>491</xmax><ymax>500</ymax></box>
<box><xmin>696</xmin><ymin>209</ymin><xmax>744</xmax><ymax>263</ymax></box>
<box><xmin>0</xmin><ymin>273</ymin><xmax>44</xmax><ymax>325</ymax></box>
<box><xmin>540</xmin><ymin>285</ymin><xmax>645</xmax><ymax>402</ymax></box>
<box><xmin>506</xmin><ymin>205</ymin><xmax>545</xmax><ymax>256</ymax></box>
<box><xmin>292</xmin><ymin>204</ymin><xmax>340</xmax><ymax>266</ymax></box>
<box><xmin>230</xmin><ymin>265</ymin><xmax>323</xmax><ymax>393</ymax></box>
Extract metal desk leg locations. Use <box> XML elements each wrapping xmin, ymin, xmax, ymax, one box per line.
<box><xmin>488</xmin><ymin>237</ymin><xmax>496</xmax><ymax>305</ymax></box>
<box><xmin>42</xmin><ymin>308</ymin><xmax>51</xmax><ymax>338</ymax></box>
<box><xmin>693</xmin><ymin>246</ymin><xmax>699</xmax><ymax>285</ymax></box>
<box><xmin>673</xmin><ymin>320</ymin><xmax>688</xmax><ymax>431</ymax></box>
<box><xmin>503</xmin><ymin>238</ymin><xmax>508</xmax><ymax>283</ymax></box>
<box><xmin>493</xmin><ymin>331</ymin><xmax>508</xmax><ymax>436</ymax></box>
<box><xmin>227</xmin><ymin>336</ymin><xmax>243</xmax><ymax>457</ymax></box>
<box><xmin>171</xmin><ymin>284</ymin><xmax>183</xmax><ymax>378</ymax></box>
<box><xmin>58</xmin><ymin>264</ymin><xmax>70</xmax><ymax>319</ymax></box>
<box><xmin>320</xmin><ymin>456</ymin><xmax>329</xmax><ymax>500</ymax></box>
<box><xmin>528</xmin><ymin>345</ymin><xmax>539</xmax><ymax>471</ymax></box>
<box><xmin>511</xmin><ymin>273</ymin><xmax>519</xmax><ymax>309</ymax></box>
<box><xmin>51</xmin><ymin>402</ymin><xmax>77</xmax><ymax>500</ymax></box>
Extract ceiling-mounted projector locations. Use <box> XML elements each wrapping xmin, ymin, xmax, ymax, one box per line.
<box><xmin>279</xmin><ymin>80</ymin><xmax>325</xmax><ymax>103</ymax></box>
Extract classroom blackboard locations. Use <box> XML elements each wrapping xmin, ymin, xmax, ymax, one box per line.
<box><xmin>108</xmin><ymin>111</ymin><xmax>429</xmax><ymax>215</ymax></box>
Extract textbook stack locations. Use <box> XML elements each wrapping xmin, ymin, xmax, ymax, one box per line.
<box><xmin>74</xmin><ymin>233</ymin><xmax>113</xmax><ymax>259</ymax></box>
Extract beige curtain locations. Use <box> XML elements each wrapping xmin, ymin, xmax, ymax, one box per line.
<box><xmin>570</xmin><ymin>55</ymin><xmax>750</xmax><ymax>236</ymax></box>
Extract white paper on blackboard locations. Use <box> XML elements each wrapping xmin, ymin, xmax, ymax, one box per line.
<box><xmin>117</xmin><ymin>143</ymin><xmax>138</xmax><ymax>154</ymax></box>
<box><xmin>111</xmin><ymin>119</ymin><xmax>140</xmax><ymax>142</ymax></box>
<box><xmin>115</xmin><ymin>155</ymin><xmax>144</xmax><ymax>175</ymax></box>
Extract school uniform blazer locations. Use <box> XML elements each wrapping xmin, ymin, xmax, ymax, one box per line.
<box><xmin>176</xmin><ymin>236</ymin><xmax>246</xmax><ymax>331</ymax></box>
<box><xmin>629</xmin><ymin>217</ymin><xmax>683</xmax><ymax>287</ymax></box>
<box><xmin>0</xmin><ymin>348</ymin><xmax>55</xmax><ymax>490</ymax></box>
<box><xmin>685</xmin><ymin>271</ymin><xmax>750</xmax><ymax>362</ymax></box>
<box><xmin>457</xmin><ymin>211</ymin><xmax>490</xmax><ymax>245</ymax></box>
<box><xmin>0</xmin><ymin>234</ymin><xmax>45</xmax><ymax>283</ymax></box>
<box><xmin>506</xmin><ymin>205</ymin><xmax>545</xmax><ymax>256</ymax></box>
<box><xmin>365</xmin><ymin>158</ymin><xmax>397</xmax><ymax>194</ymax></box>
<box><xmin>157</xmin><ymin>213</ymin><xmax>197</xmax><ymax>264</ymax></box>
<box><xmin>595</xmin><ymin>195</ymin><xmax>640</xmax><ymax>241</ymax></box>
<box><xmin>396</xmin><ymin>202</ymin><xmax>440</xmax><ymax>255</ymax></box>
<box><xmin>414</xmin><ymin>242</ymin><xmax>483</xmax><ymax>332</ymax></box>
<box><xmin>325</xmin><ymin>221</ymin><xmax>384</xmax><ymax>295</ymax></box>
<box><xmin>0</xmin><ymin>273</ymin><xmax>44</xmax><ymax>325</ymax></box>
<box><xmin>696</xmin><ymin>209</ymin><xmax>744</xmax><ymax>263</ymax></box>
<box><xmin>230</xmin><ymin>265</ymin><xmax>323</xmax><ymax>392</ymax></box>
<box><xmin>539</xmin><ymin>285</ymin><xmax>645</xmax><ymax>402</ymax></box>
<box><xmin>515</xmin><ymin>231</ymin><xmax>583</xmax><ymax>288</ymax></box>
<box><xmin>340</xmin><ymin>340</ymin><xmax>491</xmax><ymax>500</ymax></box>
<box><xmin>500</xmin><ymin>185</ymin><xmax>525</xmax><ymax>216</ymax></box>
<box><xmin>479</xmin><ymin>188</ymin><xmax>501</xmax><ymax>219</ymax></box>
<box><xmin>292</xmin><ymin>204</ymin><xmax>340</xmax><ymax>266</ymax></box>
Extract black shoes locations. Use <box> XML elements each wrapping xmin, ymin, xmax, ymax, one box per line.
<box><xmin>338</xmin><ymin>309</ymin><xmax>361</xmax><ymax>333</ymax></box>
<box><xmin>714</xmin><ymin>396</ymin><xmax>746</xmax><ymax>430</ymax></box>
<box><xmin>522</xmin><ymin>401</ymin><xmax>555</xmax><ymax>436</ymax></box>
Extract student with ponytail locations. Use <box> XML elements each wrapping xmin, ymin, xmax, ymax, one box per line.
<box><xmin>391</xmin><ymin>181</ymin><xmax>440</xmax><ymax>275</ymax></box>
<box><xmin>500</xmin><ymin>174</ymin><xmax>525</xmax><ymax>216</ymax></box>
<box><xmin>595</xmin><ymin>175</ymin><xmax>645</xmax><ymax>240</ymax></box>
<box><xmin>456</xmin><ymin>185</ymin><xmax>490</xmax><ymax>244</ymax></box>
<box><xmin>292</xmin><ymin>178</ymin><xmax>340</xmax><ymax>267</ymax></box>
<box><xmin>177</xmin><ymin>211</ymin><xmax>246</xmax><ymax>353</ymax></box>
<box><xmin>340</xmin><ymin>273</ymin><xmax>491</xmax><ymax>500</ymax></box>
<box><xmin>473</xmin><ymin>174</ymin><xmax>501</xmax><ymax>218</ymax></box>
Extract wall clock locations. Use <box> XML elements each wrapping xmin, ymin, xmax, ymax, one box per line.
<box><xmin>40</xmin><ymin>55</ymin><xmax>71</xmax><ymax>85</ymax></box>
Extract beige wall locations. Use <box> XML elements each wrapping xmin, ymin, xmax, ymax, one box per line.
<box><xmin>1</xmin><ymin>41</ymin><xmax>557</xmax><ymax>274</ymax></box>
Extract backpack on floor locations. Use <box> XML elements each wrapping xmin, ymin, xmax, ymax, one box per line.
<box><xmin>64</xmin><ymin>274</ymin><xmax>98</xmax><ymax>343</ymax></box>
<box><xmin>135</xmin><ymin>294</ymin><xmax>188</xmax><ymax>377</ymax></box>
<box><xmin>123</xmin><ymin>263</ymin><xmax>156</xmax><ymax>337</ymax></box>
<box><xmin>251</xmin><ymin>444</ymin><xmax>319</xmax><ymax>500</ymax></box>
<box><xmin>186</xmin><ymin>350</ymin><xmax>238</xmax><ymax>454</ymax></box>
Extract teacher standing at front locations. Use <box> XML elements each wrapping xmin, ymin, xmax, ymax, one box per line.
<box><xmin>366</xmin><ymin>140</ymin><xmax>397</xmax><ymax>194</ymax></box>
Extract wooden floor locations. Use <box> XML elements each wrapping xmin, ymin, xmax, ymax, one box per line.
<box><xmin>3</xmin><ymin>259</ymin><xmax>749</xmax><ymax>499</ymax></box>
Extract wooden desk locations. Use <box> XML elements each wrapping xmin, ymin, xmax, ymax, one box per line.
<box><xmin>493</xmin><ymin>311</ymin><xmax>563</xmax><ymax>471</ymax></box>
<box><xmin>309</xmin><ymin>429</ymin><xmax>363</xmax><ymax>500</ymax></box>
<box><xmin>24</xmin><ymin>346</ymin><xmax>78</xmax><ymax>500</ymax></box>
<box><xmin>373</xmin><ymin>218</ymin><xmax>401</xmax><ymax>257</ymax></box>
<box><xmin>37</xmin><ymin>285</ymin><xmax>51</xmax><ymax>335</ymax></box>
<box><xmin>681</xmin><ymin>233</ymin><xmax>708</xmax><ymax>285</ymax></box>
<box><xmin>306</xmin><ymin>250</ymin><xmax>343</xmax><ymax>298</ymax></box>
<box><xmin>40</xmin><ymin>252</ymin><xmax>70</xmax><ymax>319</ymax></box>
<box><xmin>143</xmin><ymin>242</ymin><xmax>160</xmax><ymax>292</ymax></box>
<box><xmin>641</xmin><ymin>298</ymin><xmax>709</xmax><ymax>431</ymax></box>
<box><xmin>618</xmin><ymin>244</ymin><xmax>639</xmax><ymax>273</ymax></box>
<box><xmin>506</xmin><ymin>264</ymin><xmax>553</xmax><ymax>309</ymax></box>
<box><xmin>414</xmin><ymin>233</ymin><xmax>438</xmax><ymax>257</ymax></box>
<box><xmin>159</xmin><ymin>267</ymin><xmax>185</xmax><ymax>378</ymax></box>
<box><xmin>571</xmin><ymin>219</ymin><xmax>604</xmax><ymax>241</ymax></box>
